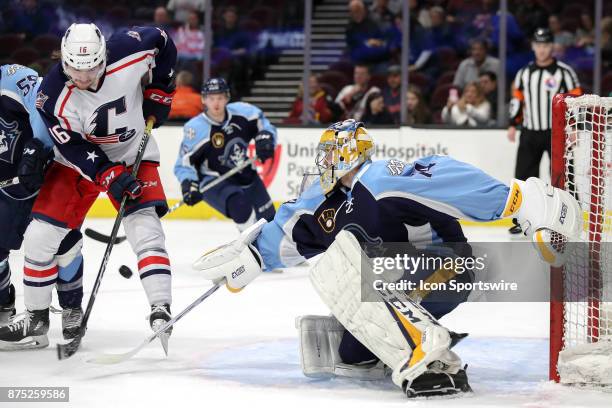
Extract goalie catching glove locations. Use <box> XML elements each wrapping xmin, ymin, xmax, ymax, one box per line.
<box><xmin>192</xmin><ymin>219</ymin><xmax>267</xmax><ymax>292</ymax></box>
<box><xmin>502</xmin><ymin>177</ymin><xmax>583</xmax><ymax>266</ymax></box>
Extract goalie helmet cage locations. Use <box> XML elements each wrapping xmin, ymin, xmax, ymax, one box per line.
<box><xmin>550</xmin><ymin>93</ymin><xmax>612</xmax><ymax>383</ymax></box>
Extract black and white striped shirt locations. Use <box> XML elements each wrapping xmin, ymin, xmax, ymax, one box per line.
<box><xmin>510</xmin><ymin>59</ymin><xmax>581</xmax><ymax>131</ymax></box>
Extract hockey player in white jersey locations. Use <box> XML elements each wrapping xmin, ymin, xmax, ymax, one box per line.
<box><xmin>0</xmin><ymin>23</ymin><xmax>177</xmax><ymax>350</ymax></box>
<box><xmin>192</xmin><ymin>120</ymin><xmax>583</xmax><ymax>397</ymax></box>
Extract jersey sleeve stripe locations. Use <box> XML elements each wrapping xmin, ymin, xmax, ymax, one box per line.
<box><xmin>106</xmin><ymin>52</ymin><xmax>155</xmax><ymax>75</ymax></box>
<box><xmin>58</xmin><ymin>85</ymin><xmax>75</xmax><ymax>131</ymax></box>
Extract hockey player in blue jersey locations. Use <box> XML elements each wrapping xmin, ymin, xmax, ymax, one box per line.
<box><xmin>192</xmin><ymin>120</ymin><xmax>583</xmax><ymax>398</ymax></box>
<box><xmin>0</xmin><ymin>64</ymin><xmax>85</xmax><ymax>343</ymax></box>
<box><xmin>174</xmin><ymin>77</ymin><xmax>277</xmax><ymax>231</ymax></box>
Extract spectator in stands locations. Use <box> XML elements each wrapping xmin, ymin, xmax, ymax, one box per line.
<box><xmin>548</xmin><ymin>14</ymin><xmax>575</xmax><ymax>49</ymax></box>
<box><xmin>453</xmin><ymin>39</ymin><xmax>500</xmax><ymax>90</ymax></box>
<box><xmin>167</xmin><ymin>0</ymin><xmax>206</xmax><ymax>24</ymax></box>
<box><xmin>361</xmin><ymin>92</ymin><xmax>394</xmax><ymax>125</ymax></box>
<box><xmin>169</xmin><ymin>70</ymin><xmax>203</xmax><ymax>120</ymax></box>
<box><xmin>11</xmin><ymin>0</ymin><xmax>53</xmax><ymax>38</ymax></box>
<box><xmin>382</xmin><ymin>65</ymin><xmax>401</xmax><ymax>124</ymax></box>
<box><xmin>514</xmin><ymin>0</ymin><xmax>548</xmax><ymax>41</ymax></box>
<box><xmin>442</xmin><ymin>82</ymin><xmax>491</xmax><ymax>127</ymax></box>
<box><xmin>369</xmin><ymin>0</ymin><xmax>394</xmax><ymax>31</ymax></box>
<box><xmin>429</xmin><ymin>6</ymin><xmax>456</xmax><ymax>50</ymax></box>
<box><xmin>410</xmin><ymin>0</ymin><xmax>431</xmax><ymax>28</ymax></box>
<box><xmin>576</xmin><ymin>12</ymin><xmax>595</xmax><ymax>48</ymax></box>
<box><xmin>602</xmin><ymin>17</ymin><xmax>612</xmax><ymax>71</ymax></box>
<box><xmin>172</xmin><ymin>10</ymin><xmax>205</xmax><ymax>62</ymax></box>
<box><xmin>406</xmin><ymin>85</ymin><xmax>431</xmax><ymax>125</ymax></box>
<box><xmin>285</xmin><ymin>75</ymin><xmax>334</xmax><ymax>125</ymax></box>
<box><xmin>154</xmin><ymin>6</ymin><xmax>173</xmax><ymax>31</ymax></box>
<box><xmin>478</xmin><ymin>71</ymin><xmax>497</xmax><ymax>115</ymax></box>
<box><xmin>335</xmin><ymin>64</ymin><xmax>381</xmax><ymax>121</ymax></box>
<box><xmin>214</xmin><ymin>6</ymin><xmax>251</xmax><ymax>97</ymax></box>
<box><xmin>386</xmin><ymin>15</ymin><xmax>434</xmax><ymax>75</ymax></box>
<box><xmin>346</xmin><ymin>0</ymin><xmax>388</xmax><ymax>66</ymax></box>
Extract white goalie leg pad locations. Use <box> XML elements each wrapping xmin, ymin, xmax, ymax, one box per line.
<box><xmin>309</xmin><ymin>230</ymin><xmax>462</xmax><ymax>389</ymax></box>
<box><xmin>296</xmin><ymin>315</ymin><xmax>389</xmax><ymax>380</ymax></box>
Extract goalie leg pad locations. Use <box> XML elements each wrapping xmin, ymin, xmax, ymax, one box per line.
<box><xmin>309</xmin><ymin>230</ymin><xmax>464</xmax><ymax>390</ymax></box>
<box><xmin>296</xmin><ymin>315</ymin><xmax>390</xmax><ymax>380</ymax></box>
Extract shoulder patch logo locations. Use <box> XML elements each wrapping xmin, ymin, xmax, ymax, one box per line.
<box><xmin>35</xmin><ymin>91</ymin><xmax>48</xmax><ymax>110</ymax></box>
<box><xmin>185</xmin><ymin>127</ymin><xmax>196</xmax><ymax>140</ymax></box>
<box><xmin>127</xmin><ymin>31</ymin><xmax>141</xmax><ymax>41</ymax></box>
<box><xmin>387</xmin><ymin>159</ymin><xmax>406</xmax><ymax>176</ymax></box>
<box><xmin>212</xmin><ymin>132</ymin><xmax>225</xmax><ymax>148</ymax></box>
<box><xmin>318</xmin><ymin>208</ymin><xmax>336</xmax><ymax>233</ymax></box>
<box><xmin>414</xmin><ymin>162</ymin><xmax>435</xmax><ymax>178</ymax></box>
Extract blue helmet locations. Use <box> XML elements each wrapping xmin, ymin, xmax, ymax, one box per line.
<box><xmin>202</xmin><ymin>77</ymin><xmax>230</xmax><ymax>98</ymax></box>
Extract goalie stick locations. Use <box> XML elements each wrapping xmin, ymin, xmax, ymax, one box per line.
<box><xmin>56</xmin><ymin>118</ymin><xmax>155</xmax><ymax>360</ymax></box>
<box><xmin>87</xmin><ymin>280</ymin><xmax>223</xmax><ymax>364</ymax></box>
<box><xmin>84</xmin><ymin>156</ymin><xmax>258</xmax><ymax>245</ymax></box>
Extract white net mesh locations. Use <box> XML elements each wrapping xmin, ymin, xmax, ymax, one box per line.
<box><xmin>557</xmin><ymin>95</ymin><xmax>612</xmax><ymax>385</ymax></box>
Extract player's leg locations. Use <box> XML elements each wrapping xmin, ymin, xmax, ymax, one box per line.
<box><xmin>306</xmin><ymin>231</ymin><xmax>470</xmax><ymax>398</ymax></box>
<box><xmin>0</xmin><ymin>248</ymin><xmax>15</xmax><ymax>324</ymax></box>
<box><xmin>0</xmin><ymin>191</ymin><xmax>36</xmax><ymax>323</ymax></box>
<box><xmin>56</xmin><ymin>229</ymin><xmax>84</xmax><ymax>340</ymax></box>
<box><xmin>199</xmin><ymin>178</ymin><xmax>256</xmax><ymax>231</ymax></box>
<box><xmin>118</xmin><ymin>162</ymin><xmax>172</xmax><ymax>335</ymax></box>
<box><xmin>0</xmin><ymin>164</ymin><xmax>97</xmax><ymax>350</ymax></box>
<box><xmin>243</xmin><ymin>176</ymin><xmax>275</xmax><ymax>223</ymax></box>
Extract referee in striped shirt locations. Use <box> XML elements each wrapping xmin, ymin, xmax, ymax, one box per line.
<box><xmin>507</xmin><ymin>28</ymin><xmax>582</xmax><ymax>234</ymax></box>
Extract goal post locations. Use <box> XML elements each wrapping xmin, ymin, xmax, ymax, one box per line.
<box><xmin>550</xmin><ymin>93</ymin><xmax>612</xmax><ymax>385</ymax></box>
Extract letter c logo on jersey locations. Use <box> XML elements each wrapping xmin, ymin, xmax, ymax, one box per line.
<box><xmin>318</xmin><ymin>209</ymin><xmax>336</xmax><ymax>233</ymax></box>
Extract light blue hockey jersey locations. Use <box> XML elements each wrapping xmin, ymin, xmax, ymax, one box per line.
<box><xmin>256</xmin><ymin>155</ymin><xmax>510</xmax><ymax>269</ymax></box>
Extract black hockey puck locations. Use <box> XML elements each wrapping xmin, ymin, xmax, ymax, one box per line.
<box><xmin>119</xmin><ymin>265</ymin><xmax>133</xmax><ymax>279</ymax></box>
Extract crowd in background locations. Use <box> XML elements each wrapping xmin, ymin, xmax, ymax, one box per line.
<box><xmin>1</xmin><ymin>0</ymin><xmax>611</xmax><ymax>126</ymax></box>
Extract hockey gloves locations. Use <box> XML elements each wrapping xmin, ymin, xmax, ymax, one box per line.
<box><xmin>96</xmin><ymin>162</ymin><xmax>143</xmax><ymax>202</ymax></box>
<box><xmin>143</xmin><ymin>83</ymin><xmax>176</xmax><ymax>128</ymax></box>
<box><xmin>17</xmin><ymin>138</ymin><xmax>52</xmax><ymax>193</ymax></box>
<box><xmin>181</xmin><ymin>179</ymin><xmax>203</xmax><ymax>206</ymax></box>
<box><xmin>193</xmin><ymin>219</ymin><xmax>267</xmax><ymax>292</ymax></box>
<box><xmin>254</xmin><ymin>131</ymin><xmax>275</xmax><ymax>161</ymax></box>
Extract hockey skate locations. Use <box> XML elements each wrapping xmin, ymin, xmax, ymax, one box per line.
<box><xmin>402</xmin><ymin>364</ymin><xmax>472</xmax><ymax>398</ymax></box>
<box><xmin>149</xmin><ymin>303</ymin><xmax>172</xmax><ymax>355</ymax></box>
<box><xmin>62</xmin><ymin>307</ymin><xmax>83</xmax><ymax>340</ymax></box>
<box><xmin>0</xmin><ymin>308</ymin><xmax>49</xmax><ymax>350</ymax></box>
<box><xmin>0</xmin><ymin>284</ymin><xmax>16</xmax><ymax>325</ymax></box>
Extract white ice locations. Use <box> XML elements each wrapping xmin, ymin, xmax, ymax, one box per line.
<box><xmin>1</xmin><ymin>220</ymin><xmax>611</xmax><ymax>408</ymax></box>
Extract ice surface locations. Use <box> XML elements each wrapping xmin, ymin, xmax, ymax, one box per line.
<box><xmin>1</xmin><ymin>220</ymin><xmax>611</xmax><ymax>407</ymax></box>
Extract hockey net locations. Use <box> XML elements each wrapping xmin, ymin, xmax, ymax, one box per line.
<box><xmin>550</xmin><ymin>94</ymin><xmax>612</xmax><ymax>385</ymax></box>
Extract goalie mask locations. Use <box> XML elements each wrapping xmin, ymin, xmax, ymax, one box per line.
<box><xmin>315</xmin><ymin>119</ymin><xmax>374</xmax><ymax>194</ymax></box>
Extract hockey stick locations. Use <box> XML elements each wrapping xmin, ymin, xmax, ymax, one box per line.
<box><xmin>87</xmin><ymin>280</ymin><xmax>223</xmax><ymax>364</ymax></box>
<box><xmin>84</xmin><ymin>156</ymin><xmax>258</xmax><ymax>245</ymax></box>
<box><xmin>57</xmin><ymin>117</ymin><xmax>156</xmax><ymax>360</ymax></box>
<box><xmin>84</xmin><ymin>228</ymin><xmax>127</xmax><ymax>245</ymax></box>
<box><xmin>167</xmin><ymin>155</ymin><xmax>258</xmax><ymax>214</ymax></box>
<box><xmin>0</xmin><ymin>177</ymin><xmax>19</xmax><ymax>190</ymax></box>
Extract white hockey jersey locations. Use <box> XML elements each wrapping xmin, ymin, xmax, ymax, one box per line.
<box><xmin>36</xmin><ymin>26</ymin><xmax>177</xmax><ymax>181</ymax></box>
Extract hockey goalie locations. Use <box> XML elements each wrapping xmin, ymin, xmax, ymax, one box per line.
<box><xmin>193</xmin><ymin>119</ymin><xmax>583</xmax><ymax>398</ymax></box>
